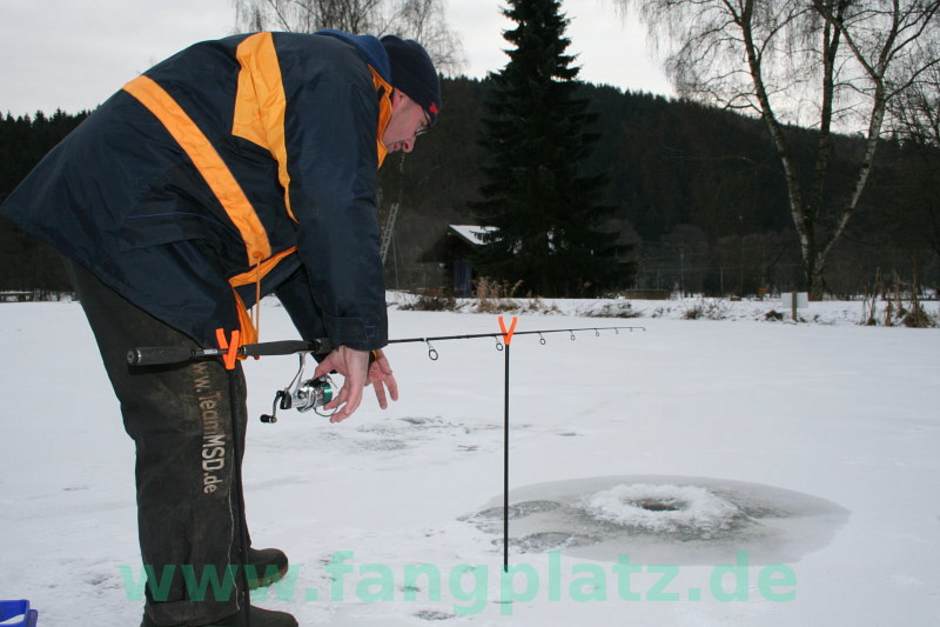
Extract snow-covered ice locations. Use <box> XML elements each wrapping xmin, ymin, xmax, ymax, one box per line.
<box><xmin>1</xmin><ymin>297</ymin><xmax>939</xmax><ymax>626</ymax></box>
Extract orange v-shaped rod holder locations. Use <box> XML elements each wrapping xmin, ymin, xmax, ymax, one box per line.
<box><xmin>215</xmin><ymin>328</ymin><xmax>242</xmax><ymax>371</ymax></box>
<box><xmin>498</xmin><ymin>315</ymin><xmax>518</xmax><ymax>345</ymax></box>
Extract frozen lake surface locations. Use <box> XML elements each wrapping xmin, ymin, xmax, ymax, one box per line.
<box><xmin>1</xmin><ymin>298</ymin><xmax>938</xmax><ymax>625</ymax></box>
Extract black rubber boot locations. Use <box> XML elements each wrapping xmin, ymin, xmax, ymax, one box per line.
<box><xmin>141</xmin><ymin>605</ymin><xmax>298</xmax><ymax>627</ymax></box>
<box><xmin>246</xmin><ymin>548</ymin><xmax>289</xmax><ymax>590</ymax></box>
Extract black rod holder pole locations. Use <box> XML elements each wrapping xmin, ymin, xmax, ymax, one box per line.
<box><xmin>503</xmin><ymin>340</ymin><xmax>510</xmax><ymax>573</ymax></box>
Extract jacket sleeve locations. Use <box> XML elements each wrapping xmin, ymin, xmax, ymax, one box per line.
<box><xmin>274</xmin><ymin>265</ymin><xmax>331</xmax><ymax>360</ymax></box>
<box><xmin>274</xmin><ymin>34</ymin><xmax>388</xmax><ymax>351</ymax></box>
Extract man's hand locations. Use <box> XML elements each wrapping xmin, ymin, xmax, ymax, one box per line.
<box><xmin>313</xmin><ymin>346</ymin><xmax>369</xmax><ymax>423</ymax></box>
<box><xmin>367</xmin><ymin>349</ymin><xmax>399</xmax><ymax>409</ymax></box>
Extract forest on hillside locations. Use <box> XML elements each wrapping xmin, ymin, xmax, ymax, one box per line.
<box><xmin>376</xmin><ymin>77</ymin><xmax>939</xmax><ymax>297</ymax></box>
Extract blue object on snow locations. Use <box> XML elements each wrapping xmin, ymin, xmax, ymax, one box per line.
<box><xmin>0</xmin><ymin>600</ymin><xmax>38</xmax><ymax>627</ymax></box>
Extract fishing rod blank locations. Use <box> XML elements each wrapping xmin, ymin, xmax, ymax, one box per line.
<box><xmin>127</xmin><ymin>326</ymin><xmax>645</xmax><ymax>367</ymax></box>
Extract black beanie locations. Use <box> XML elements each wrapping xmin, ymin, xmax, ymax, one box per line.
<box><xmin>380</xmin><ymin>35</ymin><xmax>441</xmax><ymax>126</ymax></box>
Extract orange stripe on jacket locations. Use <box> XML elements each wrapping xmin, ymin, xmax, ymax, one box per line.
<box><xmin>123</xmin><ymin>75</ymin><xmax>272</xmax><ymax>265</ymax></box>
<box><xmin>371</xmin><ymin>67</ymin><xmax>393</xmax><ymax>169</ymax></box>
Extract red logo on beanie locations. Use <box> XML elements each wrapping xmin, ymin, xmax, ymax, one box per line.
<box><xmin>429</xmin><ymin>102</ymin><xmax>439</xmax><ymax>115</ymax></box>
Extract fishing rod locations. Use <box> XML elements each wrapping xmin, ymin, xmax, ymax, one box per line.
<box><xmin>126</xmin><ymin>325</ymin><xmax>645</xmax><ymax>367</ymax></box>
<box><xmin>127</xmin><ymin>318</ymin><xmax>646</xmax><ymax>572</ymax></box>
<box><xmin>127</xmin><ymin>324</ymin><xmax>645</xmax><ymax>420</ymax></box>
<box><xmin>128</xmin><ymin>322</ymin><xmax>646</xmax><ymax>424</ymax></box>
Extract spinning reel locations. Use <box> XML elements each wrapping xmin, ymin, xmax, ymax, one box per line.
<box><xmin>260</xmin><ymin>353</ymin><xmax>335</xmax><ymax>423</ymax></box>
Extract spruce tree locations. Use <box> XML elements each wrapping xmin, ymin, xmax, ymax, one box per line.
<box><xmin>472</xmin><ymin>0</ymin><xmax>618</xmax><ymax>297</ymax></box>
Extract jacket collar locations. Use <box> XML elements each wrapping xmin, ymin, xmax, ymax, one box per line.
<box><xmin>316</xmin><ymin>29</ymin><xmax>392</xmax><ymax>85</ymax></box>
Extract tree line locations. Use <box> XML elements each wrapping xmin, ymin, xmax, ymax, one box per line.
<box><xmin>0</xmin><ymin>110</ymin><xmax>87</xmax><ymax>294</ymax></box>
<box><xmin>379</xmin><ymin>77</ymin><xmax>939</xmax><ymax>298</ymax></box>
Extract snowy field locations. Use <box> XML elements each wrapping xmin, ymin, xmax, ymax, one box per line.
<box><xmin>1</xmin><ymin>298</ymin><xmax>938</xmax><ymax>626</ymax></box>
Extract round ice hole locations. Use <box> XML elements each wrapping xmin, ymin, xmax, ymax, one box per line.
<box><xmin>633</xmin><ymin>498</ymin><xmax>684</xmax><ymax>512</ymax></box>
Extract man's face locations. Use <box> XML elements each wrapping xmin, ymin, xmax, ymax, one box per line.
<box><xmin>382</xmin><ymin>90</ymin><xmax>430</xmax><ymax>154</ymax></box>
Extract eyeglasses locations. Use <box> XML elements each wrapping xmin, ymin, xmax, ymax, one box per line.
<box><xmin>415</xmin><ymin>110</ymin><xmax>431</xmax><ymax>137</ymax></box>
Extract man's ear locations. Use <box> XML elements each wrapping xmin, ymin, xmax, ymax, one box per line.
<box><xmin>390</xmin><ymin>88</ymin><xmax>408</xmax><ymax>112</ymax></box>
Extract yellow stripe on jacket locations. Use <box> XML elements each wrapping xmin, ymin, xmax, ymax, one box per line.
<box><xmin>233</xmin><ymin>33</ymin><xmax>296</xmax><ymax>221</ymax></box>
<box><xmin>232</xmin><ymin>32</ymin><xmax>395</xmax><ymax>219</ymax></box>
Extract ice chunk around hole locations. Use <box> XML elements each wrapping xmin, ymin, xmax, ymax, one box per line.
<box><xmin>582</xmin><ymin>484</ymin><xmax>745</xmax><ymax>535</ymax></box>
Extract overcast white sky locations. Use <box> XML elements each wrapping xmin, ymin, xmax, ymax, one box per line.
<box><xmin>0</xmin><ymin>0</ymin><xmax>673</xmax><ymax>117</ymax></box>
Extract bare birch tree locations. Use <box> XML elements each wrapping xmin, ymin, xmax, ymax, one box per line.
<box><xmin>614</xmin><ymin>0</ymin><xmax>940</xmax><ymax>295</ymax></box>
<box><xmin>889</xmin><ymin>42</ymin><xmax>940</xmax><ymax>256</ymax></box>
<box><xmin>890</xmin><ymin>38</ymin><xmax>940</xmax><ymax>146</ymax></box>
<box><xmin>232</xmin><ymin>0</ymin><xmax>465</xmax><ymax>74</ymax></box>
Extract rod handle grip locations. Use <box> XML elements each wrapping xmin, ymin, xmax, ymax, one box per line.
<box><xmin>127</xmin><ymin>346</ymin><xmax>196</xmax><ymax>366</ymax></box>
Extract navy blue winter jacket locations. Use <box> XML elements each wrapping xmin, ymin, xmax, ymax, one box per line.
<box><xmin>0</xmin><ymin>31</ymin><xmax>395</xmax><ymax>353</ymax></box>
